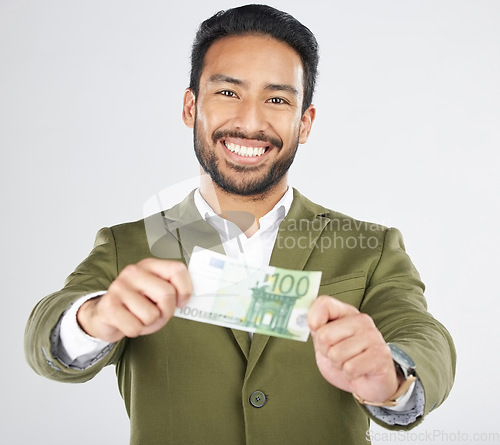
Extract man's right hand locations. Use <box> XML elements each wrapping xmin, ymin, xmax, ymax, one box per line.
<box><xmin>77</xmin><ymin>258</ymin><xmax>192</xmax><ymax>343</ymax></box>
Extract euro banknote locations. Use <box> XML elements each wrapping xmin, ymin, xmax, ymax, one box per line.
<box><xmin>174</xmin><ymin>247</ymin><xmax>322</xmax><ymax>341</ymax></box>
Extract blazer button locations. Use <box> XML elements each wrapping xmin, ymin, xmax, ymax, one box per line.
<box><xmin>249</xmin><ymin>390</ymin><xmax>267</xmax><ymax>408</ymax></box>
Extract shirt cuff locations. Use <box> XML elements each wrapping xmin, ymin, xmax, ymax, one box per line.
<box><xmin>54</xmin><ymin>292</ymin><xmax>111</xmax><ymax>367</ymax></box>
<box><xmin>364</xmin><ymin>378</ymin><xmax>425</xmax><ymax>426</ymax></box>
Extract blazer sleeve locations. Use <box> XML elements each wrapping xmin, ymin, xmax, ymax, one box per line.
<box><xmin>24</xmin><ymin>227</ymin><xmax>127</xmax><ymax>383</ymax></box>
<box><xmin>360</xmin><ymin>227</ymin><xmax>456</xmax><ymax>429</ymax></box>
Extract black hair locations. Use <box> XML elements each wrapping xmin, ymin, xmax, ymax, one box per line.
<box><xmin>189</xmin><ymin>4</ymin><xmax>319</xmax><ymax>114</ymax></box>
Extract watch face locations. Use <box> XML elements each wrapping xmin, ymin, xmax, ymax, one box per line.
<box><xmin>388</xmin><ymin>343</ymin><xmax>416</xmax><ymax>374</ymax></box>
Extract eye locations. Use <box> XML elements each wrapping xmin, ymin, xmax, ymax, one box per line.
<box><xmin>267</xmin><ymin>97</ymin><xmax>289</xmax><ymax>105</ymax></box>
<box><xmin>217</xmin><ymin>90</ymin><xmax>237</xmax><ymax>98</ymax></box>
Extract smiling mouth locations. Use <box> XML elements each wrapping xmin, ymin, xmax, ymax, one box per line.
<box><xmin>223</xmin><ymin>141</ymin><xmax>269</xmax><ymax>157</ymax></box>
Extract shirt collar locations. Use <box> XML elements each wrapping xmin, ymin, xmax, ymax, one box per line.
<box><xmin>194</xmin><ymin>187</ymin><xmax>294</xmax><ymax>236</ymax></box>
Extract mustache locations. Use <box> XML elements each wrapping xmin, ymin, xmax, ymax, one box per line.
<box><xmin>212</xmin><ymin>129</ymin><xmax>283</xmax><ymax>150</ymax></box>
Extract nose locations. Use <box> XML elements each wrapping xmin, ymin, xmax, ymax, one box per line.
<box><xmin>232</xmin><ymin>98</ymin><xmax>269</xmax><ymax>134</ymax></box>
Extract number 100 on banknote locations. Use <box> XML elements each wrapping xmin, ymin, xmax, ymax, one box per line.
<box><xmin>174</xmin><ymin>247</ymin><xmax>322</xmax><ymax>341</ymax></box>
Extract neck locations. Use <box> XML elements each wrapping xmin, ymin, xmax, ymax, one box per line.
<box><xmin>199</xmin><ymin>172</ymin><xmax>288</xmax><ymax>236</ymax></box>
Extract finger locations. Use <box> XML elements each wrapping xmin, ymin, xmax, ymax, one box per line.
<box><xmin>313</xmin><ymin>318</ymin><xmax>362</xmax><ymax>360</ymax></box>
<box><xmin>308</xmin><ymin>296</ymin><xmax>359</xmax><ymax>331</ymax></box>
<box><xmin>313</xmin><ymin>312</ymin><xmax>376</xmax><ymax>352</ymax></box>
<box><xmin>110</xmin><ymin>303</ymin><xmax>147</xmax><ymax>339</ymax></box>
<box><xmin>340</xmin><ymin>343</ymin><xmax>393</xmax><ymax>382</ymax></box>
<box><xmin>142</xmin><ymin>282</ymin><xmax>178</xmax><ymax>328</ymax></box>
<box><xmin>138</xmin><ymin>259</ymin><xmax>193</xmax><ymax>307</ymax></box>
<box><xmin>107</xmin><ymin>286</ymin><xmax>175</xmax><ymax>338</ymax></box>
<box><xmin>139</xmin><ymin>296</ymin><xmax>177</xmax><ymax>337</ymax></box>
<box><xmin>94</xmin><ymin>293</ymin><xmax>146</xmax><ymax>340</ymax></box>
<box><xmin>125</xmin><ymin>267</ymin><xmax>179</xmax><ymax>316</ymax></box>
<box><xmin>324</xmin><ymin>335</ymin><xmax>370</xmax><ymax>370</ymax></box>
<box><xmin>114</xmin><ymin>265</ymin><xmax>171</xmax><ymax>324</ymax></box>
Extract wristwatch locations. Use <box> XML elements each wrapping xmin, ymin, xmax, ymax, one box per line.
<box><xmin>388</xmin><ymin>343</ymin><xmax>416</xmax><ymax>379</ymax></box>
<box><xmin>353</xmin><ymin>343</ymin><xmax>417</xmax><ymax>408</ymax></box>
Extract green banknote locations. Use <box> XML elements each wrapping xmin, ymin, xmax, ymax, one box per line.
<box><xmin>174</xmin><ymin>247</ymin><xmax>322</xmax><ymax>341</ymax></box>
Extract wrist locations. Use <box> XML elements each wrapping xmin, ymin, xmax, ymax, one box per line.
<box><xmin>76</xmin><ymin>295</ymin><xmax>102</xmax><ymax>338</ymax></box>
<box><xmin>58</xmin><ymin>293</ymin><xmax>110</xmax><ymax>363</ymax></box>
<box><xmin>353</xmin><ymin>374</ymin><xmax>417</xmax><ymax>407</ymax></box>
<box><xmin>354</xmin><ymin>343</ymin><xmax>417</xmax><ymax>407</ymax></box>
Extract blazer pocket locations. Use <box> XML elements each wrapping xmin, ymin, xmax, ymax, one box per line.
<box><xmin>318</xmin><ymin>272</ymin><xmax>366</xmax><ymax>308</ymax></box>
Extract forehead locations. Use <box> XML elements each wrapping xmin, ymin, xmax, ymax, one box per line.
<box><xmin>200</xmin><ymin>34</ymin><xmax>304</xmax><ymax>93</ymax></box>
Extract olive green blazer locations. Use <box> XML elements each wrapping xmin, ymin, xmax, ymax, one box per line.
<box><xmin>25</xmin><ymin>189</ymin><xmax>456</xmax><ymax>445</ymax></box>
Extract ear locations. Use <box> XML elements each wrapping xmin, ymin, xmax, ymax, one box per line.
<box><xmin>182</xmin><ymin>88</ymin><xmax>196</xmax><ymax>128</ymax></box>
<box><xmin>299</xmin><ymin>104</ymin><xmax>316</xmax><ymax>144</ymax></box>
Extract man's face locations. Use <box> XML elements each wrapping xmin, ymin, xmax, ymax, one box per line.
<box><xmin>183</xmin><ymin>34</ymin><xmax>315</xmax><ymax>197</ymax></box>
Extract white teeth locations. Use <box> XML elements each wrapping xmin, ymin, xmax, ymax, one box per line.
<box><xmin>225</xmin><ymin>142</ymin><xmax>266</xmax><ymax>157</ymax></box>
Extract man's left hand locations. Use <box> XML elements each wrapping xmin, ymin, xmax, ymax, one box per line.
<box><xmin>308</xmin><ymin>296</ymin><xmax>401</xmax><ymax>403</ymax></box>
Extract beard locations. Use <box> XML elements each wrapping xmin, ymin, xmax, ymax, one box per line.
<box><xmin>193</xmin><ymin>120</ymin><xmax>300</xmax><ymax>197</ymax></box>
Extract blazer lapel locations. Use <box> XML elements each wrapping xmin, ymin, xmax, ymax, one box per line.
<box><xmin>161</xmin><ymin>192</ymin><xmax>251</xmax><ymax>358</ymax></box>
<box><xmin>269</xmin><ymin>189</ymin><xmax>331</xmax><ymax>271</ymax></box>
<box><xmin>161</xmin><ymin>191</ymin><xmax>226</xmax><ymax>261</ymax></box>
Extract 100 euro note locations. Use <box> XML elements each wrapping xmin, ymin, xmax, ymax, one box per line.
<box><xmin>174</xmin><ymin>247</ymin><xmax>322</xmax><ymax>341</ymax></box>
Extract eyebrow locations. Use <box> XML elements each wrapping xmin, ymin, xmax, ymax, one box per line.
<box><xmin>208</xmin><ymin>74</ymin><xmax>299</xmax><ymax>96</ymax></box>
<box><xmin>208</xmin><ymin>74</ymin><xmax>245</xmax><ymax>86</ymax></box>
<box><xmin>264</xmin><ymin>83</ymin><xmax>299</xmax><ymax>96</ymax></box>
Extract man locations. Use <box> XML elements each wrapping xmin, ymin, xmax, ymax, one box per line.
<box><xmin>25</xmin><ymin>5</ymin><xmax>456</xmax><ymax>444</ymax></box>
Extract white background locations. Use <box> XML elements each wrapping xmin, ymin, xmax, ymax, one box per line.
<box><xmin>1</xmin><ymin>0</ymin><xmax>499</xmax><ymax>443</ymax></box>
